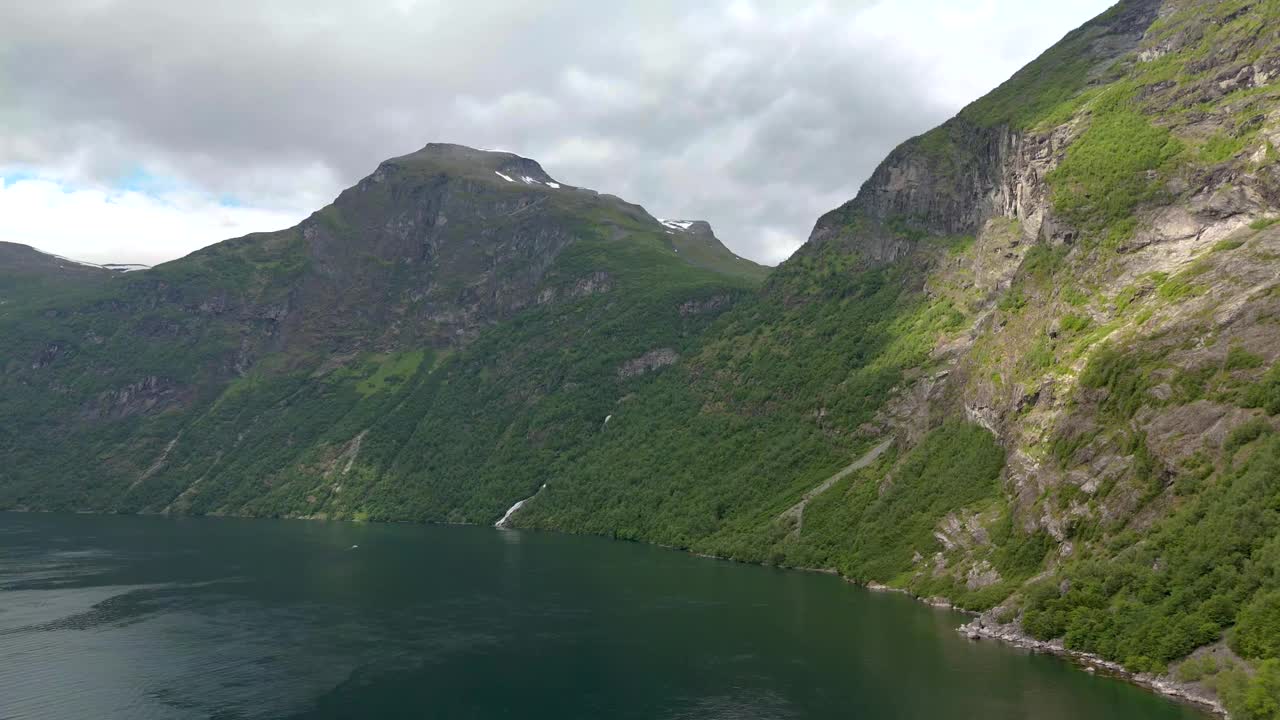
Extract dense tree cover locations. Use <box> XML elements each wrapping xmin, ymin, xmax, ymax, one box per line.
<box><xmin>784</xmin><ymin>423</ymin><xmax>1006</xmax><ymax>581</ymax></box>
<box><xmin>1023</xmin><ymin>428</ymin><xmax>1280</xmax><ymax>671</ymax></box>
<box><xmin>517</xmin><ymin>243</ymin><xmax>975</xmax><ymax>560</ymax></box>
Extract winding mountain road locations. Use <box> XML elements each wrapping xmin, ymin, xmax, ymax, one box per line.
<box><xmin>778</xmin><ymin>437</ymin><xmax>894</xmax><ymax>535</ymax></box>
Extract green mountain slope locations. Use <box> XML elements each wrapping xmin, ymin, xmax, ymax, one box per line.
<box><xmin>0</xmin><ymin>144</ymin><xmax>765</xmax><ymax>518</ymax></box>
<box><xmin>0</xmin><ymin>241</ymin><xmax>130</xmax><ymax>312</ymax></box>
<box><xmin>4</xmin><ymin>1</ymin><xmax>1280</xmax><ymax>714</ymax></box>
<box><xmin>525</xmin><ymin>1</ymin><xmax>1280</xmax><ymax>711</ymax></box>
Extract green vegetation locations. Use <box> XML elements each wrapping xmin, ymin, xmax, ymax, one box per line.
<box><xmin>959</xmin><ymin>5</ymin><xmax>1123</xmax><ymax>130</ymax></box>
<box><xmin>0</xmin><ymin>150</ymin><xmax>764</xmax><ymax>522</ymax></box>
<box><xmin>353</xmin><ymin>351</ymin><xmax>426</xmax><ymax>396</ymax></box>
<box><xmin>829</xmin><ymin>423</ymin><xmax>1002</xmax><ymax>581</ymax></box>
<box><xmin>1080</xmin><ymin>345</ymin><xmax>1158</xmax><ymax>419</ymax></box>
<box><xmin>1178</xmin><ymin>656</ymin><xmax>1280</xmax><ymax>720</ymax></box>
<box><xmin>1219</xmin><ymin>660</ymin><xmax>1280</xmax><ymax>720</ymax></box>
<box><xmin>1024</xmin><ymin>430</ymin><xmax>1280</xmax><ymax>676</ymax></box>
<box><xmin>778</xmin><ymin>423</ymin><xmax>1006</xmax><ymax>595</ymax></box>
<box><xmin>1060</xmin><ymin>313</ymin><xmax>1091</xmax><ymax>334</ymax></box>
<box><xmin>1199</xmin><ymin>131</ymin><xmax>1251</xmax><ymax>165</ymax></box>
<box><xmin>1046</xmin><ymin>103</ymin><xmax>1183</xmax><ymax>244</ymax></box>
<box><xmin>1243</xmin><ymin>363</ymin><xmax>1280</xmax><ymax>415</ymax></box>
<box><xmin>1236</xmin><ymin>592</ymin><xmax>1280</xmax><ymax>659</ymax></box>
<box><xmin>1227</xmin><ymin>348</ymin><xmax>1266</xmax><ymax>372</ymax></box>
<box><xmin>518</xmin><ymin>248</ymin><xmax>973</xmax><ymax>557</ymax></box>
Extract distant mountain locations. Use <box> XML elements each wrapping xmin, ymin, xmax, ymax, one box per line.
<box><xmin>0</xmin><ymin>142</ymin><xmax>765</xmax><ymax>523</ymax></box>
<box><xmin>0</xmin><ymin>241</ymin><xmax>141</xmax><ymax>314</ymax></box>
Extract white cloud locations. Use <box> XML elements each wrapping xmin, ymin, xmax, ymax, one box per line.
<box><xmin>0</xmin><ymin>0</ymin><xmax>1117</xmax><ymax>266</ymax></box>
<box><xmin>0</xmin><ymin>176</ymin><xmax>304</xmax><ymax>265</ymax></box>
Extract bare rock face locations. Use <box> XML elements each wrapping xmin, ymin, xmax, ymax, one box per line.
<box><xmin>571</xmin><ymin>271</ymin><xmax>613</xmax><ymax>297</ymax></box>
<box><xmin>618</xmin><ymin>348</ymin><xmax>680</xmax><ymax>378</ymax></box>
<box><xmin>804</xmin><ymin>1</ymin><xmax>1161</xmax><ymax>264</ymax></box>
<box><xmin>31</xmin><ymin>342</ymin><xmax>69</xmax><ymax>369</ymax></box>
<box><xmin>83</xmin><ymin>376</ymin><xmax>185</xmax><ymax>420</ymax></box>
<box><xmin>678</xmin><ymin>294</ymin><xmax>731</xmax><ymax>316</ymax></box>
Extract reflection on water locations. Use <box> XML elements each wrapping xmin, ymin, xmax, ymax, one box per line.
<box><xmin>0</xmin><ymin>512</ymin><xmax>1207</xmax><ymax>720</ymax></box>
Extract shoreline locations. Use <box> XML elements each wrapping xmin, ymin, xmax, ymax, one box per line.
<box><xmin>3</xmin><ymin>507</ymin><xmax>1229</xmax><ymax>715</ymax></box>
<box><xmin>855</xmin><ymin>579</ymin><xmax>1224</xmax><ymax>716</ymax></box>
<box><xmin>653</xmin><ymin>544</ymin><xmax>1228</xmax><ymax>717</ymax></box>
<box><xmin>683</xmin><ymin>545</ymin><xmax>1224</xmax><ymax>716</ymax></box>
<box><xmin>955</xmin><ymin>613</ymin><xmax>1226</xmax><ymax>717</ymax></box>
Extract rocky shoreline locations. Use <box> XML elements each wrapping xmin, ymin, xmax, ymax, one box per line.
<box><xmin>781</xmin><ymin>575</ymin><xmax>1227</xmax><ymax>715</ymax></box>
<box><xmin>602</xmin><ymin>542</ymin><xmax>1231</xmax><ymax>716</ymax></box>
<box><xmin>955</xmin><ymin>613</ymin><xmax>1226</xmax><ymax>717</ymax></box>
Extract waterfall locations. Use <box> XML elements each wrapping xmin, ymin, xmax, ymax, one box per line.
<box><xmin>494</xmin><ymin>483</ymin><xmax>547</xmax><ymax>528</ymax></box>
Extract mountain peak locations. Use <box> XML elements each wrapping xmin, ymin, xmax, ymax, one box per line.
<box><xmin>382</xmin><ymin>143</ymin><xmax>564</xmax><ymax>189</ymax></box>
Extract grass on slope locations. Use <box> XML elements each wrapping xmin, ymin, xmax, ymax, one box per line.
<box><xmin>785</xmin><ymin>423</ymin><xmax>1006</xmax><ymax>585</ymax></box>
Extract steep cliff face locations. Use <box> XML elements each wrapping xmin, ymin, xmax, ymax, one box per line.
<box><xmin>769</xmin><ymin>0</ymin><xmax>1280</xmax><ymax>710</ymax></box>
<box><xmin>807</xmin><ymin>0</ymin><xmax>1163</xmax><ymax>261</ymax></box>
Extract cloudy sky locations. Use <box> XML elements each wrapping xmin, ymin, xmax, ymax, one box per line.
<box><xmin>0</xmin><ymin>1</ymin><xmax>1114</xmax><ymax>266</ymax></box>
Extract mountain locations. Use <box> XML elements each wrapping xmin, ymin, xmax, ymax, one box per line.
<box><xmin>0</xmin><ymin>143</ymin><xmax>765</xmax><ymax>518</ymax></box>
<box><xmin>4</xmin><ymin>1</ymin><xmax>1280</xmax><ymax>714</ymax></box>
<box><xmin>0</xmin><ymin>242</ymin><xmax>120</xmax><ymax>307</ymax></box>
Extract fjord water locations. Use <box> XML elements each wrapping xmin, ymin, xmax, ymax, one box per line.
<box><xmin>1</xmin><ymin>513</ymin><xmax>1203</xmax><ymax>720</ymax></box>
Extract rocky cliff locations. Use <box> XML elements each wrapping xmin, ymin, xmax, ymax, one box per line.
<box><xmin>779</xmin><ymin>0</ymin><xmax>1280</xmax><ymax>712</ymax></box>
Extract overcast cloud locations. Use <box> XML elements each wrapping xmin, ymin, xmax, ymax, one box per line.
<box><xmin>0</xmin><ymin>0</ymin><xmax>1114</xmax><ymax>266</ymax></box>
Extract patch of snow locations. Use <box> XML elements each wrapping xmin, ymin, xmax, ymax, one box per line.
<box><xmin>658</xmin><ymin>219</ymin><xmax>695</xmax><ymax>232</ymax></box>
<box><xmin>520</xmin><ymin>175</ymin><xmax>539</xmax><ymax>184</ymax></box>
<box><xmin>604</xmin><ymin>414</ymin><xmax>612</xmax><ymax>423</ymax></box>
<box><xmin>50</xmin><ymin>253</ymin><xmax>106</xmax><ymax>270</ymax></box>
<box><xmin>495</xmin><ymin>171</ymin><xmax>515</xmax><ymax>183</ymax></box>
<box><xmin>545</xmin><ymin>181</ymin><xmax>561</xmax><ymax>189</ymax></box>
<box><xmin>47</xmin><ymin>252</ymin><xmax>150</xmax><ymax>273</ymax></box>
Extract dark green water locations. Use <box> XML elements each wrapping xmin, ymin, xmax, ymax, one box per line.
<box><xmin>0</xmin><ymin>513</ymin><xmax>1206</xmax><ymax>719</ymax></box>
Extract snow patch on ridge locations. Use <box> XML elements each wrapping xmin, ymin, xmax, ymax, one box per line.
<box><xmin>496</xmin><ymin>171</ymin><xmax>562</xmax><ymax>190</ymax></box>
<box><xmin>658</xmin><ymin>219</ymin><xmax>695</xmax><ymax>231</ymax></box>
<box><xmin>47</xmin><ymin>251</ymin><xmax>148</xmax><ymax>273</ymax></box>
